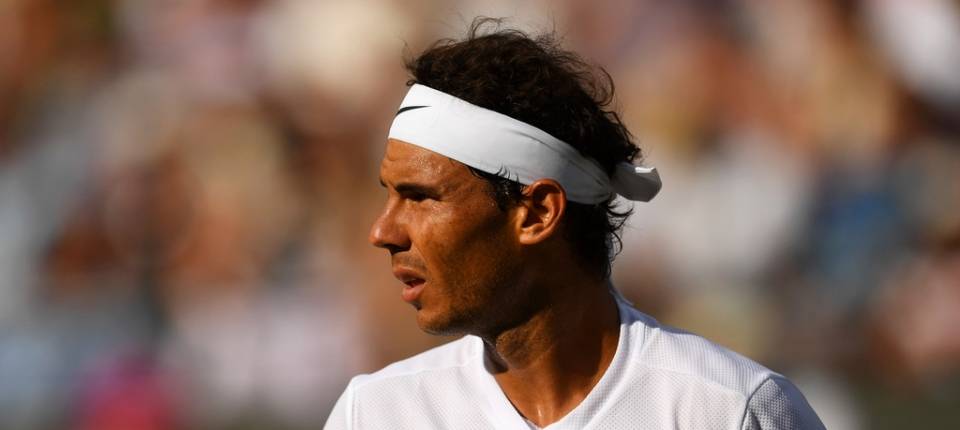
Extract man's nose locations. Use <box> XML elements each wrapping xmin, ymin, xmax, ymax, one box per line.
<box><xmin>369</xmin><ymin>202</ymin><xmax>409</xmax><ymax>253</ymax></box>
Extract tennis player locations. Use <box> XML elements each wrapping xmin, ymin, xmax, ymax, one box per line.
<box><xmin>325</xmin><ymin>20</ymin><xmax>825</xmax><ymax>430</ymax></box>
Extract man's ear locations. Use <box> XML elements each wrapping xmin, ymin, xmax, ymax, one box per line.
<box><xmin>514</xmin><ymin>179</ymin><xmax>566</xmax><ymax>245</ymax></box>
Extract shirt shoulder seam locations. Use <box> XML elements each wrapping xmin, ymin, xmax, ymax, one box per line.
<box><xmin>354</xmin><ymin>360</ymin><xmax>475</xmax><ymax>391</ymax></box>
<box><xmin>737</xmin><ymin>374</ymin><xmax>780</xmax><ymax>430</ymax></box>
<box><xmin>637</xmin><ymin>361</ymin><xmax>775</xmax><ymax>400</ymax></box>
<box><xmin>350</xmin><ymin>341</ymin><xmax>480</xmax><ymax>391</ymax></box>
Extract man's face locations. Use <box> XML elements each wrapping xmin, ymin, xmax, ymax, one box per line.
<box><xmin>370</xmin><ymin>139</ymin><xmax>527</xmax><ymax>335</ymax></box>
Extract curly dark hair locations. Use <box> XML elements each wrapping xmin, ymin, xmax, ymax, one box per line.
<box><xmin>404</xmin><ymin>18</ymin><xmax>641</xmax><ymax>279</ymax></box>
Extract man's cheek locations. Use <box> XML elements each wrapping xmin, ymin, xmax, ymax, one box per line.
<box><xmin>428</xmin><ymin>230</ymin><xmax>463</xmax><ymax>269</ymax></box>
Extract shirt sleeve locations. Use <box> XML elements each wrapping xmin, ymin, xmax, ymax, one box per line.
<box><xmin>740</xmin><ymin>376</ymin><xmax>826</xmax><ymax>430</ymax></box>
<box><xmin>324</xmin><ymin>380</ymin><xmax>355</xmax><ymax>430</ymax></box>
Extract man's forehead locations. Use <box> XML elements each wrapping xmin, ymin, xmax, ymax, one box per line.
<box><xmin>380</xmin><ymin>139</ymin><xmax>468</xmax><ymax>183</ymax></box>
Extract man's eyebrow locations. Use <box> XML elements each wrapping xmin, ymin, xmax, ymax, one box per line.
<box><xmin>379</xmin><ymin>176</ymin><xmax>443</xmax><ymax>196</ymax></box>
<box><xmin>397</xmin><ymin>182</ymin><xmax>438</xmax><ymax>194</ymax></box>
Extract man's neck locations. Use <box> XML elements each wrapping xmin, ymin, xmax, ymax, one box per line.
<box><xmin>481</xmin><ymin>276</ymin><xmax>621</xmax><ymax>428</ymax></box>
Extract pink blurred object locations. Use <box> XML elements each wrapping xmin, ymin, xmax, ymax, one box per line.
<box><xmin>73</xmin><ymin>352</ymin><xmax>181</xmax><ymax>430</ymax></box>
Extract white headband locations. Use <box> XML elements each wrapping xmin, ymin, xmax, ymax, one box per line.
<box><xmin>387</xmin><ymin>84</ymin><xmax>662</xmax><ymax>203</ymax></box>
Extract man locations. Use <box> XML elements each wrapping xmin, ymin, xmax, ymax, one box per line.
<box><xmin>325</xmin><ymin>20</ymin><xmax>824</xmax><ymax>430</ymax></box>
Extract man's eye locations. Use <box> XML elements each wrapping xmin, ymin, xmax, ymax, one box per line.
<box><xmin>395</xmin><ymin>185</ymin><xmax>438</xmax><ymax>202</ymax></box>
<box><xmin>407</xmin><ymin>192</ymin><xmax>431</xmax><ymax>202</ymax></box>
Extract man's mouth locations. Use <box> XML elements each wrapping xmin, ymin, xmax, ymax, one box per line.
<box><xmin>401</xmin><ymin>278</ymin><xmax>425</xmax><ymax>304</ymax></box>
<box><xmin>393</xmin><ymin>268</ymin><xmax>426</xmax><ymax>304</ymax></box>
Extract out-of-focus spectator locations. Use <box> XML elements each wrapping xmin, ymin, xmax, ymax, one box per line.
<box><xmin>1</xmin><ymin>1</ymin><xmax>958</xmax><ymax>429</ymax></box>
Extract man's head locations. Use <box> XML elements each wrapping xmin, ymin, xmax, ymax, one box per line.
<box><xmin>369</xmin><ymin>19</ymin><xmax>649</xmax><ymax>336</ymax></box>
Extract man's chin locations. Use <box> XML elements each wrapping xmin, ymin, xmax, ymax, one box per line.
<box><xmin>416</xmin><ymin>310</ymin><xmax>471</xmax><ymax>337</ymax></box>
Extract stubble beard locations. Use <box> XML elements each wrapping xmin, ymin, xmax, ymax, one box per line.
<box><xmin>417</xmin><ymin>258</ymin><xmax>544</xmax><ymax>341</ymax></box>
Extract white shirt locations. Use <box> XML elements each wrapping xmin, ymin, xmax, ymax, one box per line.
<box><xmin>324</xmin><ymin>293</ymin><xmax>824</xmax><ymax>429</ymax></box>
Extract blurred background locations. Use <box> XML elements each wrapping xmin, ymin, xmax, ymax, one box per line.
<box><xmin>1</xmin><ymin>0</ymin><xmax>958</xmax><ymax>429</ymax></box>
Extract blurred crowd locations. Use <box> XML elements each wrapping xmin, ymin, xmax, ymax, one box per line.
<box><xmin>1</xmin><ymin>0</ymin><xmax>958</xmax><ymax>429</ymax></box>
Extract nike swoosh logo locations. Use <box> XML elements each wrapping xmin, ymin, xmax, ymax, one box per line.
<box><xmin>396</xmin><ymin>105</ymin><xmax>429</xmax><ymax>116</ymax></box>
